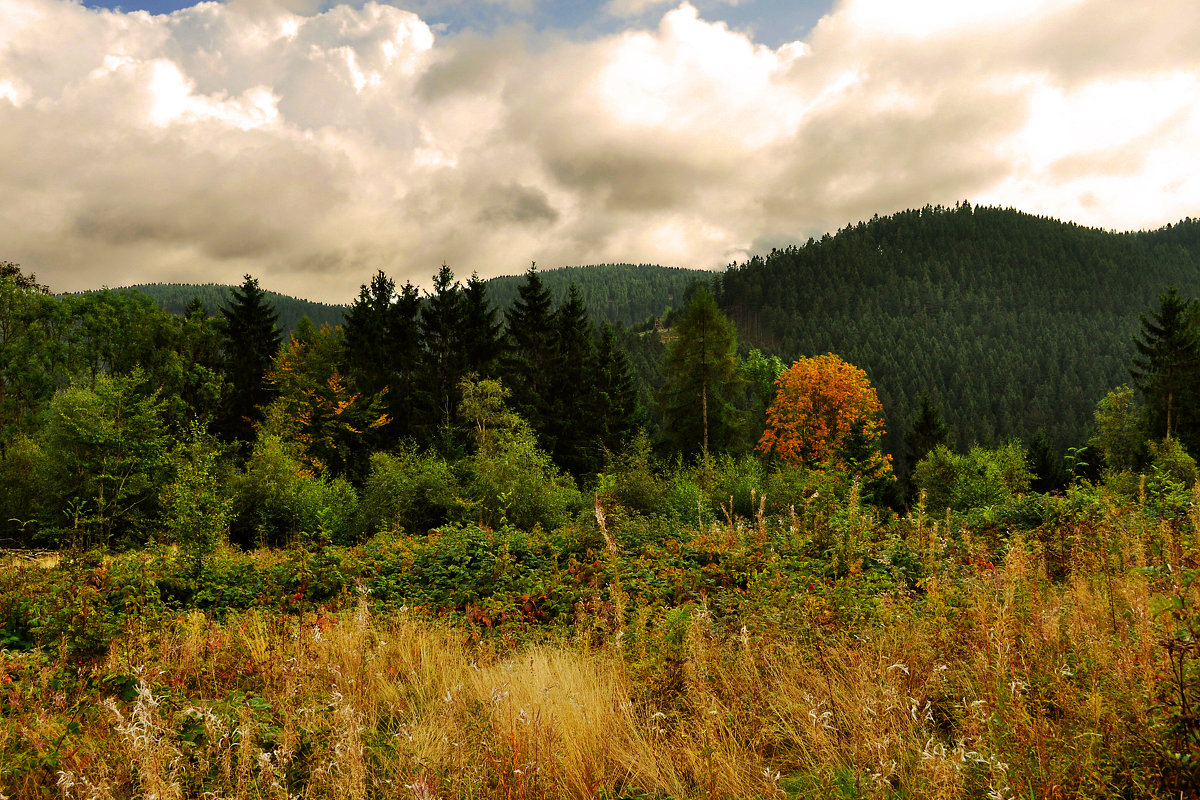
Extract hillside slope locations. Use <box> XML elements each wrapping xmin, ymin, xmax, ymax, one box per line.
<box><xmin>715</xmin><ymin>204</ymin><xmax>1200</xmax><ymax>462</ymax></box>
<box><xmin>484</xmin><ymin>263</ymin><xmax>710</xmax><ymax>326</ymax></box>
<box><xmin>68</xmin><ymin>283</ymin><xmax>349</xmax><ymax>334</ymax></box>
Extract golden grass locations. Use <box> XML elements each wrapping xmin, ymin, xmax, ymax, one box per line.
<box><xmin>12</xmin><ymin>513</ymin><xmax>1198</xmax><ymax>800</ymax></box>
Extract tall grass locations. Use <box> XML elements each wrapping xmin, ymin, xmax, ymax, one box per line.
<box><xmin>3</xmin><ymin>492</ymin><xmax>1197</xmax><ymax>799</ymax></box>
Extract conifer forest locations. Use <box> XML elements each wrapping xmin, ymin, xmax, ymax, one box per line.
<box><xmin>4</xmin><ymin>205</ymin><xmax>1200</xmax><ymax>798</ymax></box>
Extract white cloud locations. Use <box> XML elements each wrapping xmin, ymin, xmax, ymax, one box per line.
<box><xmin>1</xmin><ymin>0</ymin><xmax>1199</xmax><ymax>302</ymax></box>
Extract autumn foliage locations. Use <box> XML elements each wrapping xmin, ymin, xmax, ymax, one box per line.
<box><xmin>757</xmin><ymin>353</ymin><xmax>892</xmax><ymax>482</ymax></box>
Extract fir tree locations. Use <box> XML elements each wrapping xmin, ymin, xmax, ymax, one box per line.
<box><xmin>593</xmin><ymin>322</ymin><xmax>641</xmax><ymax>457</ymax></box>
<box><xmin>503</xmin><ymin>264</ymin><xmax>556</xmax><ymax>432</ymax></box>
<box><xmin>903</xmin><ymin>392</ymin><xmax>952</xmax><ymax>471</ymax></box>
<box><xmin>217</xmin><ymin>275</ymin><xmax>280</xmax><ymax>447</ymax></box>
<box><xmin>461</xmin><ymin>273</ymin><xmax>504</xmax><ymax>377</ymax></box>
<box><xmin>342</xmin><ymin>270</ymin><xmax>396</xmax><ymax>399</ymax></box>
<box><xmin>419</xmin><ymin>265</ymin><xmax>466</xmax><ymax>437</ymax></box>
<box><xmin>1028</xmin><ymin>428</ymin><xmax>1067</xmax><ymax>493</ymax></box>
<box><xmin>1130</xmin><ymin>287</ymin><xmax>1200</xmax><ymax>451</ymax></box>
<box><xmin>546</xmin><ymin>283</ymin><xmax>597</xmax><ymax>475</ymax></box>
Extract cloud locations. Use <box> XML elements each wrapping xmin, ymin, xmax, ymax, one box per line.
<box><xmin>1</xmin><ymin>0</ymin><xmax>1199</xmax><ymax>302</ymax></box>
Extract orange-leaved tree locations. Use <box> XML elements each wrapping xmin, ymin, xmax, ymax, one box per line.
<box><xmin>757</xmin><ymin>353</ymin><xmax>893</xmax><ymax>484</ymax></box>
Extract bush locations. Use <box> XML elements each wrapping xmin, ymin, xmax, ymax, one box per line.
<box><xmin>357</xmin><ymin>448</ymin><xmax>460</xmax><ymax>536</ymax></box>
<box><xmin>462</xmin><ymin>424</ymin><xmax>583</xmax><ymax>533</ymax></box>
<box><xmin>228</xmin><ymin>434</ymin><xmax>359</xmax><ymax>547</ymax></box>
<box><xmin>33</xmin><ymin>372</ymin><xmax>170</xmax><ymax>548</ymax></box>
<box><xmin>598</xmin><ymin>431</ymin><xmax>671</xmax><ymax>517</ymax></box>
<box><xmin>706</xmin><ymin>453</ymin><xmax>768</xmax><ymax>520</ymax></box>
<box><xmin>913</xmin><ymin>442</ymin><xmax>1032</xmax><ymax>512</ymax></box>
<box><xmin>1148</xmin><ymin>437</ymin><xmax>1198</xmax><ymax>487</ymax></box>
<box><xmin>0</xmin><ymin>435</ymin><xmax>43</xmax><ymax>547</ymax></box>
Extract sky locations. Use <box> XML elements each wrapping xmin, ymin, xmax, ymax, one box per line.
<box><xmin>2</xmin><ymin>0</ymin><xmax>1199</xmax><ymax>303</ymax></box>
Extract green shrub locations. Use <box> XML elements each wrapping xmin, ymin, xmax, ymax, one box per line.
<box><xmin>357</xmin><ymin>448</ymin><xmax>460</xmax><ymax>535</ymax></box>
<box><xmin>462</xmin><ymin>425</ymin><xmax>583</xmax><ymax>532</ymax></box>
<box><xmin>598</xmin><ymin>430</ymin><xmax>671</xmax><ymax>516</ymax></box>
<box><xmin>913</xmin><ymin>442</ymin><xmax>1032</xmax><ymax>512</ymax></box>
<box><xmin>0</xmin><ymin>435</ymin><xmax>43</xmax><ymax>547</ymax></box>
<box><xmin>664</xmin><ymin>473</ymin><xmax>710</xmax><ymax>526</ymax></box>
<box><xmin>1148</xmin><ymin>436</ymin><xmax>1198</xmax><ymax>487</ymax></box>
<box><xmin>228</xmin><ymin>434</ymin><xmax>359</xmax><ymax>547</ymax></box>
<box><xmin>160</xmin><ymin>422</ymin><xmax>231</xmax><ymax>581</ymax></box>
<box><xmin>706</xmin><ymin>453</ymin><xmax>767</xmax><ymax>520</ymax></box>
<box><xmin>33</xmin><ymin>372</ymin><xmax>170</xmax><ymax>548</ymax></box>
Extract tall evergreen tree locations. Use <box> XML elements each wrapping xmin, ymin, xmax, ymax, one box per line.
<box><xmin>217</xmin><ymin>275</ymin><xmax>280</xmax><ymax>447</ymax></box>
<box><xmin>503</xmin><ymin>264</ymin><xmax>556</xmax><ymax>432</ymax></box>
<box><xmin>903</xmin><ymin>392</ymin><xmax>952</xmax><ymax>471</ymax></box>
<box><xmin>593</xmin><ymin>322</ymin><xmax>641</xmax><ymax>457</ymax></box>
<box><xmin>461</xmin><ymin>273</ymin><xmax>504</xmax><ymax>377</ymax></box>
<box><xmin>341</xmin><ymin>270</ymin><xmax>417</xmax><ymax>443</ymax></box>
<box><xmin>547</xmin><ymin>283</ymin><xmax>597</xmax><ymax>475</ymax></box>
<box><xmin>419</xmin><ymin>265</ymin><xmax>467</xmax><ymax>437</ymax></box>
<box><xmin>659</xmin><ymin>285</ymin><xmax>742</xmax><ymax>456</ymax></box>
<box><xmin>1028</xmin><ymin>428</ymin><xmax>1067</xmax><ymax>493</ymax></box>
<box><xmin>388</xmin><ymin>281</ymin><xmax>423</xmax><ymax>440</ymax></box>
<box><xmin>342</xmin><ymin>270</ymin><xmax>396</xmax><ymax>398</ymax></box>
<box><xmin>1130</xmin><ymin>287</ymin><xmax>1200</xmax><ymax>451</ymax></box>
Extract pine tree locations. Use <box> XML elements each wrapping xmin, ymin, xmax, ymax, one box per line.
<box><xmin>388</xmin><ymin>281</ymin><xmax>423</xmax><ymax>440</ymax></box>
<box><xmin>1131</xmin><ymin>287</ymin><xmax>1200</xmax><ymax>451</ymax></box>
<box><xmin>341</xmin><ymin>270</ymin><xmax>424</xmax><ymax>443</ymax></box>
<box><xmin>1028</xmin><ymin>428</ymin><xmax>1067</xmax><ymax>493</ymax></box>
<box><xmin>419</xmin><ymin>264</ymin><xmax>466</xmax><ymax>437</ymax></box>
<box><xmin>903</xmin><ymin>392</ymin><xmax>952</xmax><ymax>470</ymax></box>
<box><xmin>461</xmin><ymin>273</ymin><xmax>504</xmax><ymax>377</ymax></box>
<box><xmin>342</xmin><ymin>270</ymin><xmax>396</xmax><ymax>398</ymax></box>
<box><xmin>503</xmin><ymin>264</ymin><xmax>556</xmax><ymax>432</ymax></box>
<box><xmin>547</xmin><ymin>283</ymin><xmax>597</xmax><ymax>475</ymax></box>
<box><xmin>660</xmin><ymin>285</ymin><xmax>742</xmax><ymax>456</ymax></box>
<box><xmin>217</xmin><ymin>275</ymin><xmax>280</xmax><ymax>447</ymax></box>
<box><xmin>593</xmin><ymin>322</ymin><xmax>640</xmax><ymax>457</ymax></box>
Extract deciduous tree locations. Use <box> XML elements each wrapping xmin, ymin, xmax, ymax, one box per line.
<box><xmin>758</xmin><ymin>353</ymin><xmax>892</xmax><ymax>486</ymax></box>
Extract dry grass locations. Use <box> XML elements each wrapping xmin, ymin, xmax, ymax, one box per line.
<box><xmin>9</xmin><ymin>508</ymin><xmax>1198</xmax><ymax>800</ymax></box>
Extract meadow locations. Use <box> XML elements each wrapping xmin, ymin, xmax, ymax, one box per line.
<box><xmin>2</xmin><ymin>468</ymin><xmax>1198</xmax><ymax>800</ymax></box>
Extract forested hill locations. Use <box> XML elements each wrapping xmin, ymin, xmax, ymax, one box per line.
<box><xmin>91</xmin><ymin>264</ymin><xmax>709</xmax><ymax>331</ymax></box>
<box><xmin>484</xmin><ymin>264</ymin><xmax>710</xmax><ymax>326</ymax></box>
<box><xmin>714</xmin><ymin>204</ymin><xmax>1200</xmax><ymax>460</ymax></box>
<box><xmin>67</xmin><ymin>283</ymin><xmax>349</xmax><ymax>334</ymax></box>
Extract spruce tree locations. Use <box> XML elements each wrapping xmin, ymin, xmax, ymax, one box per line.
<box><xmin>546</xmin><ymin>283</ymin><xmax>597</xmax><ymax>475</ymax></box>
<box><xmin>461</xmin><ymin>273</ymin><xmax>504</xmax><ymax>377</ymax></box>
<box><xmin>217</xmin><ymin>275</ymin><xmax>280</xmax><ymax>447</ymax></box>
<box><xmin>418</xmin><ymin>265</ymin><xmax>466</xmax><ymax>437</ymax></box>
<box><xmin>903</xmin><ymin>392</ymin><xmax>952</xmax><ymax>470</ymax></box>
<box><xmin>342</xmin><ymin>270</ymin><xmax>396</xmax><ymax>399</ymax></box>
<box><xmin>1131</xmin><ymin>287</ymin><xmax>1200</xmax><ymax>451</ymax></box>
<box><xmin>341</xmin><ymin>270</ymin><xmax>424</xmax><ymax>442</ymax></box>
<box><xmin>503</xmin><ymin>264</ymin><xmax>556</xmax><ymax>432</ymax></box>
<box><xmin>1028</xmin><ymin>428</ymin><xmax>1067</xmax><ymax>493</ymax></box>
<box><xmin>593</xmin><ymin>322</ymin><xmax>640</xmax><ymax>457</ymax></box>
<box><xmin>388</xmin><ymin>281</ymin><xmax>423</xmax><ymax>440</ymax></box>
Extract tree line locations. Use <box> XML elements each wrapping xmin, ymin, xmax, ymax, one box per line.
<box><xmin>1</xmin><ymin>260</ymin><xmax>760</xmax><ymax>548</ymax></box>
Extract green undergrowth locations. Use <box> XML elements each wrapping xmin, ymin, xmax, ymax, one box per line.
<box><xmin>2</xmin><ymin>478</ymin><xmax>1200</xmax><ymax>798</ymax></box>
